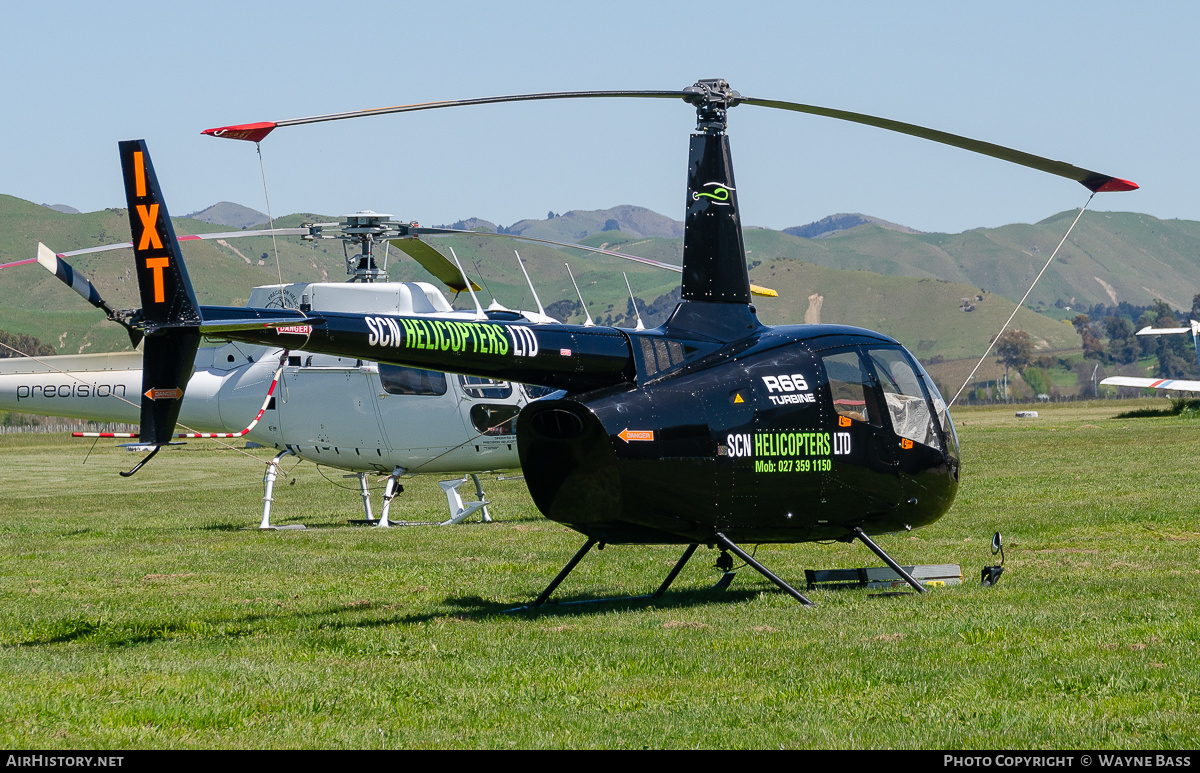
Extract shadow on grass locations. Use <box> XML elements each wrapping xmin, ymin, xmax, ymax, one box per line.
<box><xmin>7</xmin><ymin>597</ymin><xmax>427</xmax><ymax>648</ymax></box>
<box><xmin>411</xmin><ymin>585</ymin><xmax>770</xmax><ymax>623</ymax></box>
<box><xmin>7</xmin><ymin>617</ymin><xmax>258</xmax><ymax>648</ymax></box>
<box><xmin>1115</xmin><ymin>397</ymin><xmax>1200</xmax><ymax>419</ymax></box>
<box><xmin>8</xmin><ymin>578</ymin><xmax>785</xmax><ymax>649</ymax></box>
<box><xmin>198</xmin><ymin>521</ymin><xmax>352</xmax><ymax>532</ymax></box>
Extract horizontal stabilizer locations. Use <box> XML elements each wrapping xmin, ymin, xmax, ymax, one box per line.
<box><xmin>1100</xmin><ymin>376</ymin><xmax>1200</xmax><ymax>392</ymax></box>
<box><xmin>1132</xmin><ymin>326</ymin><xmax>1190</xmax><ymax>336</ymax></box>
<box><xmin>1136</xmin><ymin>323</ymin><xmax>1199</xmax><ymax>336</ymax></box>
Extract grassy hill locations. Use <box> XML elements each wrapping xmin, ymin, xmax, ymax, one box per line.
<box><xmin>182</xmin><ymin>201</ymin><xmax>268</xmax><ymax>229</ymax></box>
<box><xmin>745</xmin><ymin>255</ymin><xmax>1077</xmax><ymax>359</ymax></box>
<box><xmin>761</xmin><ymin>210</ymin><xmax>1200</xmax><ymax>314</ymax></box>
<box><xmin>505</xmin><ymin>205</ymin><xmax>685</xmax><ymax>241</ymax></box>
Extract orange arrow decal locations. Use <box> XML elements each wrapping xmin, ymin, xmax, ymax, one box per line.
<box><xmin>618</xmin><ymin>429</ymin><xmax>655</xmax><ymax>443</ymax></box>
<box><xmin>144</xmin><ymin>387</ymin><xmax>184</xmax><ymax>401</ymax></box>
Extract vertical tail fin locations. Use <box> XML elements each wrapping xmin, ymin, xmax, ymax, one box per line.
<box><xmin>118</xmin><ymin>140</ymin><xmax>202</xmax><ymax>445</ymax></box>
<box><xmin>119</xmin><ymin>140</ymin><xmax>202</xmax><ymax>329</ymax></box>
<box><xmin>681</xmin><ymin>132</ymin><xmax>751</xmax><ymax>304</ymax></box>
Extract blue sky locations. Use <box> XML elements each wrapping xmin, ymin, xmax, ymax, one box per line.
<box><xmin>3</xmin><ymin>1</ymin><xmax>1193</xmax><ymax>234</ymax></box>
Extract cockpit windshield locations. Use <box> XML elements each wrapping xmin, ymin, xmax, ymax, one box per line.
<box><xmin>864</xmin><ymin>348</ymin><xmax>941</xmax><ymax>451</ymax></box>
<box><xmin>911</xmin><ymin>356</ymin><xmax>959</xmax><ymax>458</ymax></box>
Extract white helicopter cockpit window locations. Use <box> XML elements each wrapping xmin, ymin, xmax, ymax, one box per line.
<box><xmin>821</xmin><ymin>350</ymin><xmax>882</xmax><ymax>427</ymax></box>
<box><xmin>865</xmin><ymin>348</ymin><xmax>942</xmax><ymax>451</ymax></box>
<box><xmin>458</xmin><ymin>375</ymin><xmax>513</xmax><ymax>399</ymax></box>
<box><xmin>379</xmin><ymin>365</ymin><xmax>448</xmax><ymax>396</ymax></box>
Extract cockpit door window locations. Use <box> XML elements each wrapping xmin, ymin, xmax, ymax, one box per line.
<box><xmin>821</xmin><ymin>350</ymin><xmax>883</xmax><ymax>427</ymax></box>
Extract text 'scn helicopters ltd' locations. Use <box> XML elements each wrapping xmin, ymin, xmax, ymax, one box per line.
<box><xmin>34</xmin><ymin>80</ymin><xmax>1136</xmax><ymax>606</ymax></box>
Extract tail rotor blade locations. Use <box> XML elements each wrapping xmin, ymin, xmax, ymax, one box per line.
<box><xmin>37</xmin><ymin>242</ymin><xmax>112</xmax><ymax>313</ymax></box>
<box><xmin>36</xmin><ymin>243</ymin><xmax>143</xmax><ymax>347</ymax></box>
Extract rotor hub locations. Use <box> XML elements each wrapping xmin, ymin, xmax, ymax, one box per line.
<box><xmin>682</xmin><ymin>79</ymin><xmax>742</xmax><ymax>133</ymax></box>
<box><xmin>341</xmin><ymin>210</ymin><xmax>395</xmax><ymax>234</ymax></box>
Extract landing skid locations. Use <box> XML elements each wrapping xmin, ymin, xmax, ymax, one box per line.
<box><xmin>248</xmin><ymin>449</ymin><xmax>307</xmax><ymax>530</ymax></box>
<box><xmin>255</xmin><ymin>457</ymin><xmax>495</xmax><ymax>530</ymax></box>
<box><xmin>437</xmin><ymin>474</ymin><xmax>492</xmax><ymax>525</ymax></box>
<box><xmin>346</xmin><ymin>471</ymin><xmax>382</xmax><ymax>525</ymax></box>
<box><xmin>714</xmin><ymin>532</ymin><xmax>814</xmax><ymax>606</ymax></box>
<box><xmin>510</xmin><ymin>534</ymin><xmax>814</xmax><ymax>611</ymax></box>
<box><xmin>851</xmin><ymin>527</ymin><xmax>926</xmax><ymax>594</ymax></box>
<box><xmin>347</xmin><ymin>467</ymin><xmax>408</xmax><ymax>527</ymax></box>
<box><xmin>356</xmin><ymin>472</ymin><xmax>492</xmax><ymax>527</ymax></box>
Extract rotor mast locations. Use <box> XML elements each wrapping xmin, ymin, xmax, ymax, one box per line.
<box><xmin>340</xmin><ymin>211</ymin><xmax>392</xmax><ymax>282</ymax></box>
<box><xmin>678</xmin><ymin>79</ymin><xmax>753</xmax><ymax>306</ymax></box>
<box><xmin>302</xmin><ymin>211</ymin><xmax>423</xmax><ymax>283</ymax></box>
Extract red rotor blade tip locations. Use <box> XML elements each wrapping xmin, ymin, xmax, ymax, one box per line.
<box><xmin>1096</xmin><ymin>177</ymin><xmax>1139</xmax><ymax>193</ymax></box>
<box><xmin>201</xmin><ymin>122</ymin><xmax>277</xmax><ymax>142</ymax></box>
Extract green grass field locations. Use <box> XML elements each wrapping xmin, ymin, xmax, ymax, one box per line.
<box><xmin>1</xmin><ymin>400</ymin><xmax>1198</xmax><ymax>749</ymax></box>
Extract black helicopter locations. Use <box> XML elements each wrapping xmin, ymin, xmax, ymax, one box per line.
<box><xmin>42</xmin><ymin>80</ymin><xmax>1136</xmax><ymax>605</ymax></box>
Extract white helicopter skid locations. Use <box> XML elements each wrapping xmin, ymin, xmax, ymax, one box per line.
<box><xmin>357</xmin><ymin>470</ymin><xmax>499</xmax><ymax>529</ymax></box>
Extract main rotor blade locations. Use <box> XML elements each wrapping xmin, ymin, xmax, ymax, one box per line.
<box><xmin>202</xmin><ymin>82</ymin><xmax>1136</xmax><ymax>192</ymax></box>
<box><xmin>738</xmin><ymin>96</ymin><xmax>1138</xmax><ymax>193</ymax></box>
<box><xmin>408</xmin><ymin>227</ymin><xmax>779</xmax><ymax>298</ymax></box>
<box><xmin>388</xmin><ymin>238</ymin><xmax>482</xmax><ymax>292</ymax></box>
<box><xmin>203</xmin><ymin>90</ymin><xmax>689</xmax><ymax>142</ymax></box>
<box><xmin>51</xmin><ymin>227</ymin><xmax>311</xmax><ymax>258</ymax></box>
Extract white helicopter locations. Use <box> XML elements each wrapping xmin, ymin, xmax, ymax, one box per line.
<box><xmin>0</xmin><ymin>211</ymin><xmax>566</xmax><ymax>529</ymax></box>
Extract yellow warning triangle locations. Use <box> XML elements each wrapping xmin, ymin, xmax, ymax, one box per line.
<box><xmin>734</xmin><ymin>393</ymin><xmax>744</xmax><ymax>404</ymax></box>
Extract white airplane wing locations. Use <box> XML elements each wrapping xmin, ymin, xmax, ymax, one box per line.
<box><xmin>1100</xmin><ymin>376</ymin><xmax>1200</xmax><ymax>392</ymax></box>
